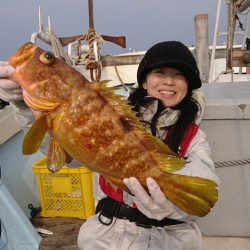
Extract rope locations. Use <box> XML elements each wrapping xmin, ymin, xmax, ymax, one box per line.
<box><xmin>39</xmin><ymin>28</ymin><xmax>103</xmax><ymax>81</ymax></box>
<box><xmin>76</xmin><ymin>29</ymin><xmax>104</xmax><ymax>81</ymax></box>
<box><xmin>215</xmin><ymin>158</ymin><xmax>250</xmax><ymax>168</ymax></box>
<box><xmin>236</xmin><ymin>0</ymin><xmax>250</xmax><ymax>13</ymax></box>
<box><xmin>211</xmin><ymin>69</ymin><xmax>234</xmax><ymax>82</ymax></box>
<box><xmin>104</xmin><ymin>55</ymin><xmax>129</xmax><ymax>91</ymax></box>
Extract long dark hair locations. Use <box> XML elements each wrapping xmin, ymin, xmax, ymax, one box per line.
<box><xmin>128</xmin><ymin>87</ymin><xmax>200</xmax><ymax>153</ymax></box>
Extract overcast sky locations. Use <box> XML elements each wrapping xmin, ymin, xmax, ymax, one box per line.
<box><xmin>0</xmin><ymin>0</ymin><xmax>247</xmax><ymax>61</ymax></box>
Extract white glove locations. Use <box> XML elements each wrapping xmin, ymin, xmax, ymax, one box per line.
<box><xmin>0</xmin><ymin>61</ymin><xmax>23</xmax><ymax>102</ymax></box>
<box><xmin>123</xmin><ymin>177</ymin><xmax>174</xmax><ymax>220</ymax></box>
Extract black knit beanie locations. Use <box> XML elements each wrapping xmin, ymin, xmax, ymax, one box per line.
<box><xmin>137</xmin><ymin>41</ymin><xmax>202</xmax><ymax>90</ymax></box>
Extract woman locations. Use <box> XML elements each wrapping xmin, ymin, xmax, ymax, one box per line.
<box><xmin>0</xmin><ymin>41</ymin><xmax>220</xmax><ymax>250</ymax></box>
<box><xmin>78</xmin><ymin>41</ymin><xmax>220</xmax><ymax>250</ymax></box>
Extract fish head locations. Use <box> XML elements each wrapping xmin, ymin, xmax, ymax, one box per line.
<box><xmin>8</xmin><ymin>42</ymin><xmax>88</xmax><ymax>111</ymax></box>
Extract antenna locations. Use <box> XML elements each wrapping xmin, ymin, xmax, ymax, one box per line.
<box><xmin>38</xmin><ymin>6</ymin><xmax>43</xmax><ymax>33</ymax></box>
<box><xmin>48</xmin><ymin>16</ymin><xmax>52</xmax><ymax>31</ymax></box>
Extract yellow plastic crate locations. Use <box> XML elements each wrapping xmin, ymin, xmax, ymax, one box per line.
<box><xmin>33</xmin><ymin>157</ymin><xmax>95</xmax><ymax>219</ymax></box>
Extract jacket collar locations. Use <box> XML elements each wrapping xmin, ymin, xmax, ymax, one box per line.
<box><xmin>138</xmin><ymin>90</ymin><xmax>205</xmax><ymax>139</ymax></box>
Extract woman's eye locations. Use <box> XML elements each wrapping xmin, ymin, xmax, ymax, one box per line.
<box><xmin>175</xmin><ymin>73</ymin><xmax>186</xmax><ymax>80</ymax></box>
<box><xmin>174</xmin><ymin>71</ymin><xmax>185</xmax><ymax>76</ymax></box>
<box><xmin>39</xmin><ymin>51</ymin><xmax>55</xmax><ymax>64</ymax></box>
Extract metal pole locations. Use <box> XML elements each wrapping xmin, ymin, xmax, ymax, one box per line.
<box><xmin>209</xmin><ymin>0</ymin><xmax>222</xmax><ymax>82</ymax></box>
<box><xmin>195</xmin><ymin>14</ymin><xmax>210</xmax><ymax>83</ymax></box>
<box><xmin>88</xmin><ymin>0</ymin><xmax>94</xmax><ymax>29</ymax></box>
<box><xmin>226</xmin><ymin>0</ymin><xmax>236</xmax><ymax>70</ymax></box>
<box><xmin>241</xmin><ymin>13</ymin><xmax>249</xmax><ymax>48</ymax></box>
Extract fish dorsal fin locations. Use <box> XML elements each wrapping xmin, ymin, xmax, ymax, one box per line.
<box><xmin>90</xmin><ymin>80</ymin><xmax>146</xmax><ymax>127</ymax></box>
<box><xmin>90</xmin><ymin>81</ymin><xmax>184</xmax><ymax>172</ymax></box>
<box><xmin>47</xmin><ymin>138</ymin><xmax>66</xmax><ymax>173</ymax></box>
<box><xmin>22</xmin><ymin>115</ymin><xmax>50</xmax><ymax>155</ymax></box>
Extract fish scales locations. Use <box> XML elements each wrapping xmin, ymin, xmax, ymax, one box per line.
<box><xmin>8</xmin><ymin>42</ymin><xmax>218</xmax><ymax>216</ymax></box>
<box><xmin>58</xmin><ymin>86</ymin><xmax>157</xmax><ymax>178</ymax></box>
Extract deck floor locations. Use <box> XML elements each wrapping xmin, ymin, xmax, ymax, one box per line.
<box><xmin>31</xmin><ymin>215</ymin><xmax>85</xmax><ymax>250</ymax></box>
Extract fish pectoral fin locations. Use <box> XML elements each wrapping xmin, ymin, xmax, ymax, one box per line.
<box><xmin>22</xmin><ymin>115</ymin><xmax>50</xmax><ymax>155</ymax></box>
<box><xmin>47</xmin><ymin>138</ymin><xmax>66</xmax><ymax>173</ymax></box>
<box><xmin>52</xmin><ymin>112</ymin><xmax>64</xmax><ymax>132</ymax></box>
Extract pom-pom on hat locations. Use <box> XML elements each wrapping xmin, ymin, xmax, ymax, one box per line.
<box><xmin>137</xmin><ymin>41</ymin><xmax>202</xmax><ymax>90</ymax></box>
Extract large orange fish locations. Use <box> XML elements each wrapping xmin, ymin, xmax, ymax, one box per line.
<box><xmin>8</xmin><ymin>42</ymin><xmax>218</xmax><ymax>216</ymax></box>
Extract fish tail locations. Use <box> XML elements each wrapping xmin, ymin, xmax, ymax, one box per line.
<box><xmin>160</xmin><ymin>173</ymin><xmax>218</xmax><ymax>217</ymax></box>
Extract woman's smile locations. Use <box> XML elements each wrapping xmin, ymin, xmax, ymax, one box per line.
<box><xmin>159</xmin><ymin>89</ymin><xmax>176</xmax><ymax>96</ymax></box>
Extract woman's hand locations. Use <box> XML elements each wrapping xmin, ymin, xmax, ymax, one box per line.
<box><xmin>123</xmin><ymin>177</ymin><xmax>174</xmax><ymax>220</ymax></box>
<box><xmin>0</xmin><ymin>61</ymin><xmax>43</xmax><ymax>117</ymax></box>
<box><xmin>0</xmin><ymin>61</ymin><xmax>23</xmax><ymax>102</ymax></box>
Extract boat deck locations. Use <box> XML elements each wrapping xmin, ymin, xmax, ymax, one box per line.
<box><xmin>30</xmin><ymin>215</ymin><xmax>85</xmax><ymax>250</ymax></box>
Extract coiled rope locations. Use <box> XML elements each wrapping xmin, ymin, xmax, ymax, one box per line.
<box><xmin>76</xmin><ymin>29</ymin><xmax>104</xmax><ymax>82</ymax></box>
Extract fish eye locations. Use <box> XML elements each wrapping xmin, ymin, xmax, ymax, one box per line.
<box><xmin>39</xmin><ymin>51</ymin><xmax>55</xmax><ymax>64</ymax></box>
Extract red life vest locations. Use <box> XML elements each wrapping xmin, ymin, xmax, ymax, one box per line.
<box><xmin>178</xmin><ymin>123</ymin><xmax>199</xmax><ymax>158</ymax></box>
<box><xmin>99</xmin><ymin>123</ymin><xmax>199</xmax><ymax>202</ymax></box>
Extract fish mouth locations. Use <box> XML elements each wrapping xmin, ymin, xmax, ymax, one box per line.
<box><xmin>8</xmin><ymin>42</ymin><xmax>36</xmax><ymax>67</ymax></box>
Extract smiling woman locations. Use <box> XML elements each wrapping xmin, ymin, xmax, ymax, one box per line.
<box><xmin>128</xmin><ymin>41</ymin><xmax>203</xmax><ymax>153</ymax></box>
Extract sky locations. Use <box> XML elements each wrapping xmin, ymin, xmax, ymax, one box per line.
<box><xmin>0</xmin><ymin>0</ymin><xmax>247</xmax><ymax>61</ymax></box>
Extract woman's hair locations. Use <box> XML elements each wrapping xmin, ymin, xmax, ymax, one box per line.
<box><xmin>128</xmin><ymin>87</ymin><xmax>200</xmax><ymax>153</ymax></box>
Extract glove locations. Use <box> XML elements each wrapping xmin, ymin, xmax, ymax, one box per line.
<box><xmin>0</xmin><ymin>61</ymin><xmax>23</xmax><ymax>102</ymax></box>
<box><xmin>123</xmin><ymin>177</ymin><xmax>174</xmax><ymax>220</ymax></box>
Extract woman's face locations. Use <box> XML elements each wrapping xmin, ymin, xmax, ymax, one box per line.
<box><xmin>142</xmin><ymin>67</ymin><xmax>188</xmax><ymax>107</ymax></box>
